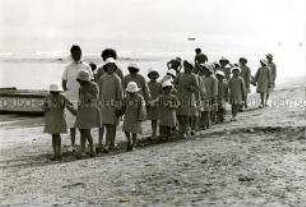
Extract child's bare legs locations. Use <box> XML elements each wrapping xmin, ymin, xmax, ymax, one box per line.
<box><xmin>244</xmin><ymin>94</ymin><xmax>248</xmax><ymax>108</ymax></box>
<box><xmin>79</xmin><ymin>129</ymin><xmax>87</xmax><ymax>153</ymax></box>
<box><xmin>85</xmin><ymin>129</ymin><xmax>94</xmax><ymax>155</ymax></box>
<box><xmin>105</xmin><ymin>124</ymin><xmax>116</xmax><ymax>150</ymax></box>
<box><xmin>79</xmin><ymin>129</ymin><xmax>94</xmax><ymax>156</ymax></box>
<box><xmin>231</xmin><ymin>104</ymin><xmax>238</xmax><ymax>121</ymax></box>
<box><xmin>260</xmin><ymin>93</ymin><xmax>266</xmax><ymax>108</ymax></box>
<box><xmin>132</xmin><ymin>133</ymin><xmax>137</xmax><ymax>149</ymax></box>
<box><xmin>70</xmin><ymin>128</ymin><xmax>76</xmax><ymax>147</ymax></box>
<box><xmin>98</xmin><ymin>125</ymin><xmax>105</xmax><ymax>146</ymax></box>
<box><xmin>217</xmin><ymin>103</ymin><xmax>225</xmax><ymax>123</ymax></box>
<box><xmin>177</xmin><ymin>115</ymin><xmax>188</xmax><ymax>138</ymax></box>
<box><xmin>190</xmin><ymin>116</ymin><xmax>197</xmax><ymax>135</ymax></box>
<box><xmin>52</xmin><ymin>135</ymin><xmax>57</xmax><ymax>155</ymax></box>
<box><xmin>159</xmin><ymin>126</ymin><xmax>166</xmax><ymax>140</ymax></box>
<box><xmin>57</xmin><ymin>135</ymin><xmax>61</xmax><ymax>156</ymax></box>
<box><xmin>265</xmin><ymin>93</ymin><xmax>270</xmax><ymax>106</ymax></box>
<box><xmin>165</xmin><ymin>126</ymin><xmax>172</xmax><ymax>140</ymax></box>
<box><xmin>125</xmin><ymin>131</ymin><xmax>132</xmax><ymax>151</ymax></box>
<box><xmin>51</xmin><ymin>134</ymin><xmax>61</xmax><ymax>158</ymax></box>
<box><xmin>202</xmin><ymin>111</ymin><xmax>210</xmax><ymax>129</ymax></box>
<box><xmin>151</xmin><ymin>120</ymin><xmax>158</xmax><ymax>138</ymax></box>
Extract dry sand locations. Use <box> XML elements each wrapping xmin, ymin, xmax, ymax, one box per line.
<box><xmin>0</xmin><ymin>84</ymin><xmax>306</xmax><ymax>207</ymax></box>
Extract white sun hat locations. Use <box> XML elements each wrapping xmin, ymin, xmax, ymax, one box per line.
<box><xmin>266</xmin><ymin>53</ymin><xmax>273</xmax><ymax>59</ymax></box>
<box><xmin>128</xmin><ymin>63</ymin><xmax>140</xmax><ymax>70</ymax></box>
<box><xmin>49</xmin><ymin>83</ymin><xmax>62</xmax><ymax>92</ymax></box>
<box><xmin>260</xmin><ymin>59</ymin><xmax>268</xmax><ymax>66</ymax></box>
<box><xmin>105</xmin><ymin>57</ymin><xmax>116</xmax><ymax>64</ymax></box>
<box><xmin>126</xmin><ymin>81</ymin><xmax>141</xmax><ymax>93</ymax></box>
<box><xmin>76</xmin><ymin>70</ymin><xmax>91</xmax><ymax>82</ymax></box>
<box><xmin>231</xmin><ymin>67</ymin><xmax>241</xmax><ymax>73</ymax></box>
<box><xmin>215</xmin><ymin>70</ymin><xmax>225</xmax><ymax>77</ymax></box>
<box><xmin>162</xmin><ymin>80</ymin><xmax>173</xmax><ymax>88</ymax></box>
<box><xmin>220</xmin><ymin>56</ymin><xmax>229</xmax><ymax>61</ymax></box>
<box><xmin>147</xmin><ymin>68</ymin><xmax>159</xmax><ymax>76</ymax></box>
<box><xmin>225</xmin><ymin>64</ymin><xmax>232</xmax><ymax>69</ymax></box>
<box><xmin>167</xmin><ymin>69</ymin><xmax>177</xmax><ymax>77</ymax></box>
<box><xmin>201</xmin><ymin>63</ymin><xmax>214</xmax><ymax>73</ymax></box>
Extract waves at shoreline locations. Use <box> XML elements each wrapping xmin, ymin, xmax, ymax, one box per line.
<box><xmin>0</xmin><ymin>52</ymin><xmax>183</xmax><ymax>64</ymax></box>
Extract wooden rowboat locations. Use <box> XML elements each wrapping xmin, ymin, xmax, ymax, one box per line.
<box><xmin>0</xmin><ymin>88</ymin><xmax>48</xmax><ymax>115</ymax></box>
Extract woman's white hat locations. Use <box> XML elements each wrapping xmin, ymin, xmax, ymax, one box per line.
<box><xmin>49</xmin><ymin>83</ymin><xmax>62</xmax><ymax>92</ymax></box>
<box><xmin>231</xmin><ymin>67</ymin><xmax>241</xmax><ymax>73</ymax></box>
<box><xmin>105</xmin><ymin>57</ymin><xmax>116</xmax><ymax>64</ymax></box>
<box><xmin>167</xmin><ymin>69</ymin><xmax>177</xmax><ymax>77</ymax></box>
<box><xmin>215</xmin><ymin>70</ymin><xmax>225</xmax><ymax>76</ymax></box>
<box><xmin>126</xmin><ymin>81</ymin><xmax>141</xmax><ymax>93</ymax></box>
<box><xmin>76</xmin><ymin>70</ymin><xmax>91</xmax><ymax>82</ymax></box>
<box><xmin>162</xmin><ymin>80</ymin><xmax>173</xmax><ymax>88</ymax></box>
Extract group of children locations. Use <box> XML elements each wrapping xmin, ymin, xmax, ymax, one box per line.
<box><xmin>43</xmin><ymin>46</ymin><xmax>276</xmax><ymax>160</ymax></box>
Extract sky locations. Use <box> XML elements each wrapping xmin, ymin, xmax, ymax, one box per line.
<box><xmin>0</xmin><ymin>0</ymin><xmax>304</xmax><ymax>50</ymax></box>
<box><xmin>0</xmin><ymin>1</ymin><xmax>305</xmax><ymax>66</ymax></box>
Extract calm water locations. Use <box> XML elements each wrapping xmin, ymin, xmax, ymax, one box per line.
<box><xmin>0</xmin><ymin>43</ymin><xmax>304</xmax><ymax>90</ymax></box>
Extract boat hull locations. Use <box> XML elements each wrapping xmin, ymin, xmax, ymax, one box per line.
<box><xmin>0</xmin><ymin>88</ymin><xmax>47</xmax><ymax>115</ymax></box>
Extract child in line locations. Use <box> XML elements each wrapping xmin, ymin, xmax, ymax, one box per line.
<box><xmin>147</xmin><ymin>69</ymin><xmax>162</xmax><ymax>139</ymax></box>
<box><xmin>124</xmin><ymin>63</ymin><xmax>151</xmax><ymax>102</ymax></box>
<box><xmin>75</xmin><ymin>70</ymin><xmax>101</xmax><ymax>157</ymax></box>
<box><xmin>202</xmin><ymin>64</ymin><xmax>218</xmax><ymax>129</ymax></box>
<box><xmin>198</xmin><ymin>64</ymin><xmax>207</xmax><ymax>129</ymax></box>
<box><xmin>157</xmin><ymin>80</ymin><xmax>178</xmax><ymax>140</ymax></box>
<box><xmin>98</xmin><ymin>58</ymin><xmax>124</xmax><ymax>152</ymax></box>
<box><xmin>161</xmin><ymin>69</ymin><xmax>177</xmax><ymax>84</ymax></box>
<box><xmin>123</xmin><ymin>82</ymin><xmax>147</xmax><ymax>151</ymax></box>
<box><xmin>192</xmin><ymin>65</ymin><xmax>202</xmax><ymax>132</ymax></box>
<box><xmin>219</xmin><ymin>57</ymin><xmax>231</xmax><ymax>80</ymax></box>
<box><xmin>228</xmin><ymin>67</ymin><xmax>246</xmax><ymax>121</ymax></box>
<box><xmin>254</xmin><ymin>59</ymin><xmax>273</xmax><ymax>108</ymax></box>
<box><xmin>215</xmin><ymin>70</ymin><xmax>228</xmax><ymax>123</ymax></box>
<box><xmin>43</xmin><ymin>83</ymin><xmax>76</xmax><ymax>161</ymax></box>
<box><xmin>266</xmin><ymin>53</ymin><xmax>277</xmax><ymax>106</ymax></box>
<box><xmin>174</xmin><ymin>60</ymin><xmax>199</xmax><ymax>139</ymax></box>
<box><xmin>239</xmin><ymin>57</ymin><xmax>251</xmax><ymax>109</ymax></box>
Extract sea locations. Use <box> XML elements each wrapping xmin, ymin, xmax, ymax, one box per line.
<box><xmin>0</xmin><ymin>34</ymin><xmax>304</xmax><ymax>90</ymax></box>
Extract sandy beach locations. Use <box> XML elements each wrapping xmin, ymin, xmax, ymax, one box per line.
<box><xmin>0</xmin><ymin>80</ymin><xmax>305</xmax><ymax>207</ymax></box>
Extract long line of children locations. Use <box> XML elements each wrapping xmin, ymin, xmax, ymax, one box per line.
<box><xmin>43</xmin><ymin>46</ymin><xmax>276</xmax><ymax>160</ymax></box>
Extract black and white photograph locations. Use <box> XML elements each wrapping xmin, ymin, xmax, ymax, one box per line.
<box><xmin>0</xmin><ymin>0</ymin><xmax>305</xmax><ymax>206</ymax></box>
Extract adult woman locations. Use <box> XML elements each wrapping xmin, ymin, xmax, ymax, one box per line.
<box><xmin>62</xmin><ymin>45</ymin><xmax>93</xmax><ymax>147</ymax></box>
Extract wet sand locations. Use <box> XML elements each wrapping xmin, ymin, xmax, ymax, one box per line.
<box><xmin>0</xmin><ymin>83</ymin><xmax>306</xmax><ymax>207</ymax></box>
